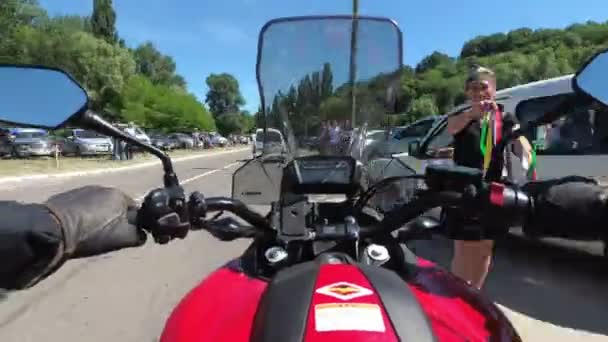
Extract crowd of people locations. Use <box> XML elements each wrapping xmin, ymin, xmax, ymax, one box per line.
<box><xmin>319</xmin><ymin>119</ymin><xmax>354</xmax><ymax>155</ymax></box>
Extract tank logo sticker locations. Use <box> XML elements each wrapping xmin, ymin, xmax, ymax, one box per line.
<box><xmin>315</xmin><ymin>303</ymin><xmax>385</xmax><ymax>332</ymax></box>
<box><xmin>315</xmin><ymin>281</ymin><xmax>373</xmax><ymax>301</ymax></box>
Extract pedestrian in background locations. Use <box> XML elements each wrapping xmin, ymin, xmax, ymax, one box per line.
<box><xmin>446</xmin><ymin>65</ymin><xmax>534</xmax><ymax>290</ymax></box>
<box><xmin>192</xmin><ymin>129</ymin><xmax>201</xmax><ymax>149</ymax></box>
<box><xmin>124</xmin><ymin>122</ymin><xmax>137</xmax><ymax>160</ymax></box>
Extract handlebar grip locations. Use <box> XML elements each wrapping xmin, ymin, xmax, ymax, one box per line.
<box><xmin>523</xmin><ymin>179</ymin><xmax>607</xmax><ymax>239</ymax></box>
<box><xmin>482</xmin><ymin>182</ymin><xmax>532</xmax><ymax>227</ymax></box>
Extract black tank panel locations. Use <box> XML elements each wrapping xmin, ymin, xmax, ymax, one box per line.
<box><xmin>250</xmin><ymin>252</ymin><xmax>437</xmax><ymax>342</ymax></box>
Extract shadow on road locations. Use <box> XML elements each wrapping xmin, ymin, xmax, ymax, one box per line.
<box><xmin>410</xmin><ymin>235</ymin><xmax>608</xmax><ymax>335</ymax></box>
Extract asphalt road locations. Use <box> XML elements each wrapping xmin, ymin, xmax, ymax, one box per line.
<box><xmin>0</xmin><ymin>149</ymin><xmax>606</xmax><ymax>341</ymax></box>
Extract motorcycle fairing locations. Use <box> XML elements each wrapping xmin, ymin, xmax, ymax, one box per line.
<box><xmin>411</xmin><ymin>259</ymin><xmax>522</xmax><ymax>342</ymax></box>
<box><xmin>250</xmin><ymin>252</ymin><xmax>436</xmax><ymax>342</ymax></box>
<box><xmin>159</xmin><ymin>261</ymin><xmax>268</xmax><ymax>342</ymax></box>
<box><xmin>160</xmin><ymin>256</ymin><xmax>520</xmax><ymax>342</ymax></box>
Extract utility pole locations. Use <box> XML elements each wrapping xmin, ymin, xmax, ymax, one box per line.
<box><xmin>348</xmin><ymin>0</ymin><xmax>359</xmax><ymax>127</ymax></box>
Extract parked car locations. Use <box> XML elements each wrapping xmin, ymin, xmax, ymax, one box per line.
<box><xmin>238</xmin><ymin>135</ymin><xmax>249</xmax><ymax>144</ymax></box>
<box><xmin>365</xmin><ymin>129</ymin><xmax>386</xmax><ymax>147</ymax></box>
<box><xmin>400</xmin><ymin>74</ymin><xmax>606</xmax><ymax>180</ymax></box>
<box><xmin>211</xmin><ymin>134</ymin><xmax>229</xmax><ymax>147</ymax></box>
<box><xmin>136</xmin><ymin>127</ymin><xmax>151</xmax><ymax>144</ymax></box>
<box><xmin>151</xmin><ymin>134</ymin><xmax>179</xmax><ymax>151</ymax></box>
<box><xmin>9</xmin><ymin>128</ymin><xmax>54</xmax><ymax>158</ymax></box>
<box><xmin>389</xmin><ymin>116</ymin><xmax>443</xmax><ymax>156</ymax></box>
<box><xmin>360</xmin><ymin>117</ymin><xmax>441</xmax><ymax>161</ymax></box>
<box><xmin>168</xmin><ymin>133</ymin><xmax>195</xmax><ymax>149</ymax></box>
<box><xmin>253</xmin><ymin>128</ymin><xmax>286</xmax><ymax>156</ymax></box>
<box><xmin>61</xmin><ymin>129</ymin><xmax>113</xmax><ymax>156</ymax></box>
<box><xmin>113</xmin><ymin>123</ymin><xmax>152</xmax><ymax>152</ymax></box>
<box><xmin>401</xmin><ymin>74</ymin><xmax>608</xmax><ymax>251</ymax></box>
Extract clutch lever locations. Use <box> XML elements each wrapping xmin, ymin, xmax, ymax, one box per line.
<box><xmin>396</xmin><ymin>216</ymin><xmax>442</xmax><ymax>242</ymax></box>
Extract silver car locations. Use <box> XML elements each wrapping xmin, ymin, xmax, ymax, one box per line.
<box><xmin>62</xmin><ymin>129</ymin><xmax>114</xmax><ymax>156</ymax></box>
<box><xmin>11</xmin><ymin>131</ymin><xmax>54</xmax><ymax>158</ymax></box>
<box><xmin>168</xmin><ymin>133</ymin><xmax>195</xmax><ymax>149</ymax></box>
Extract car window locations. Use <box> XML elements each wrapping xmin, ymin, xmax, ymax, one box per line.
<box><xmin>425</xmin><ymin>121</ymin><xmax>453</xmax><ymax>153</ymax></box>
<box><xmin>256</xmin><ymin>131</ymin><xmax>283</xmax><ymax>142</ymax></box>
<box><xmin>516</xmin><ymin>94</ymin><xmax>608</xmax><ymax>155</ymax></box>
<box><xmin>16</xmin><ymin>132</ymin><xmax>46</xmax><ymax>139</ymax></box>
<box><xmin>395</xmin><ymin>120</ymin><xmax>435</xmax><ymax>140</ymax></box>
<box><xmin>74</xmin><ymin>130</ymin><xmax>104</xmax><ymax>138</ymax></box>
<box><xmin>367</xmin><ymin>131</ymin><xmax>385</xmax><ymax>141</ymax></box>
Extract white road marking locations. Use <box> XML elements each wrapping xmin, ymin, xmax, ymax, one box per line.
<box><xmin>134</xmin><ymin>161</ymin><xmax>241</xmax><ymax>201</ymax></box>
<box><xmin>0</xmin><ymin>148</ymin><xmax>249</xmax><ymax>186</ymax></box>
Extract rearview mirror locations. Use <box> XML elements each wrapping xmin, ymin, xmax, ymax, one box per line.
<box><xmin>0</xmin><ymin>65</ymin><xmax>88</xmax><ymax>128</ymax></box>
<box><xmin>574</xmin><ymin>49</ymin><xmax>608</xmax><ymax>106</ymax></box>
<box><xmin>407</xmin><ymin>139</ymin><xmax>420</xmax><ymax>156</ymax></box>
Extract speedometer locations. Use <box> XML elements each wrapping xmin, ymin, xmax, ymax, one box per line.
<box><xmin>296</xmin><ymin>158</ymin><xmax>353</xmax><ymax>185</ymax></box>
<box><xmin>282</xmin><ymin>156</ymin><xmax>358</xmax><ymax>195</ymax></box>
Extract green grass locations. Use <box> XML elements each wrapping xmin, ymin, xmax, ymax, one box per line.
<box><xmin>0</xmin><ymin>147</ymin><xmax>243</xmax><ymax>178</ymax></box>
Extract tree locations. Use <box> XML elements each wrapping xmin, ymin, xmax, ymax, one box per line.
<box><xmin>205</xmin><ymin>73</ymin><xmax>245</xmax><ymax>117</ymax></box>
<box><xmin>45</xmin><ymin>15</ymin><xmax>92</xmax><ymax>33</ymax></box>
<box><xmin>320</xmin><ymin>63</ymin><xmax>334</xmax><ymax>100</ymax></box>
<box><xmin>215</xmin><ymin>111</ymin><xmax>255</xmax><ymax>135</ymax></box>
<box><xmin>415</xmin><ymin>51</ymin><xmax>453</xmax><ymax>74</ymax></box>
<box><xmin>133</xmin><ymin>42</ymin><xmax>186</xmax><ymax>89</ymax></box>
<box><xmin>91</xmin><ymin>0</ymin><xmax>116</xmax><ymax>43</ymax></box>
<box><xmin>120</xmin><ymin>75</ymin><xmax>215</xmax><ymax>132</ymax></box>
<box><xmin>406</xmin><ymin>95</ymin><xmax>438</xmax><ymax>123</ymax></box>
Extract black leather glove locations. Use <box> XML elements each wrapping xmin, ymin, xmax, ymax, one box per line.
<box><xmin>523</xmin><ymin>176</ymin><xmax>608</xmax><ymax>239</ymax></box>
<box><xmin>137</xmin><ymin>187</ymin><xmax>190</xmax><ymax>244</ymax></box>
<box><xmin>0</xmin><ymin>186</ymin><xmax>146</xmax><ymax>290</ymax></box>
<box><xmin>44</xmin><ymin>186</ymin><xmax>147</xmax><ymax>258</ymax></box>
<box><xmin>0</xmin><ymin>202</ymin><xmax>63</xmax><ymax>290</ymax></box>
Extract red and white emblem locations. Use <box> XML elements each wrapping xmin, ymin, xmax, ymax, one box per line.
<box><xmin>315</xmin><ymin>281</ymin><xmax>373</xmax><ymax>301</ymax></box>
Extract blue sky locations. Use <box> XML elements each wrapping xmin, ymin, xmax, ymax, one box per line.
<box><xmin>39</xmin><ymin>0</ymin><xmax>607</xmax><ymax>112</ymax></box>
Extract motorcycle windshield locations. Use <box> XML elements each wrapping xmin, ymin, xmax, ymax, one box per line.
<box><xmin>257</xmin><ymin>16</ymin><xmax>402</xmax><ymax>163</ymax></box>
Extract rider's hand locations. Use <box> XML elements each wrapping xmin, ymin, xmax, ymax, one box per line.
<box><xmin>0</xmin><ymin>186</ymin><xmax>146</xmax><ymax>290</ymax></box>
<box><xmin>137</xmin><ymin>188</ymin><xmax>190</xmax><ymax>244</ymax></box>
<box><xmin>523</xmin><ymin>176</ymin><xmax>608</xmax><ymax>238</ymax></box>
<box><xmin>45</xmin><ymin>186</ymin><xmax>147</xmax><ymax>258</ymax></box>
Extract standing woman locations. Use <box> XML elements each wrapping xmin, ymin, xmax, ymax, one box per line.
<box><xmin>446</xmin><ymin>65</ymin><xmax>534</xmax><ymax>289</ymax></box>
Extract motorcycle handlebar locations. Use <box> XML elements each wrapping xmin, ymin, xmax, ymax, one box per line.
<box><xmin>190</xmin><ymin>181</ymin><xmax>533</xmax><ymax>241</ymax></box>
<box><xmin>172</xmin><ymin>177</ymin><xmax>603</xmax><ymax>243</ymax></box>
<box><xmin>375</xmin><ymin>182</ymin><xmax>532</xmax><ymax>237</ymax></box>
<box><xmin>192</xmin><ymin>195</ymin><xmax>273</xmax><ymax>232</ymax></box>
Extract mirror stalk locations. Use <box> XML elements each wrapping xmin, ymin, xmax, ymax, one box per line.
<box><xmin>80</xmin><ymin>111</ymin><xmax>179</xmax><ymax>187</ymax></box>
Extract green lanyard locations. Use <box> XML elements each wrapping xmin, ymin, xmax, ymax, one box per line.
<box><xmin>479</xmin><ymin>115</ymin><xmax>489</xmax><ymax>156</ymax></box>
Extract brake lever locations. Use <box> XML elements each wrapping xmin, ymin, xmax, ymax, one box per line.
<box><xmin>203</xmin><ymin>217</ymin><xmax>257</xmax><ymax>241</ymax></box>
